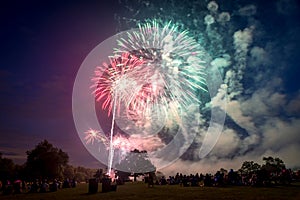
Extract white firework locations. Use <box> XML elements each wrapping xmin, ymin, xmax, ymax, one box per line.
<box><xmin>84</xmin><ymin>128</ymin><xmax>108</xmax><ymax>145</ymax></box>
<box><xmin>113</xmin><ymin>19</ymin><xmax>208</xmax><ymax>125</ymax></box>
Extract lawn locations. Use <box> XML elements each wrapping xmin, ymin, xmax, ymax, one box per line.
<box><xmin>1</xmin><ymin>182</ymin><xmax>300</xmax><ymax>200</ymax></box>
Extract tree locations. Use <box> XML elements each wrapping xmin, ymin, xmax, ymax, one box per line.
<box><xmin>239</xmin><ymin>161</ymin><xmax>261</xmax><ymax>175</ymax></box>
<box><xmin>75</xmin><ymin>166</ymin><xmax>96</xmax><ymax>182</ymax></box>
<box><xmin>115</xmin><ymin>149</ymin><xmax>156</xmax><ymax>182</ymax></box>
<box><xmin>25</xmin><ymin>140</ymin><xmax>69</xmax><ymax>180</ymax></box>
<box><xmin>62</xmin><ymin>164</ymin><xmax>75</xmax><ymax>179</ymax></box>
<box><xmin>94</xmin><ymin>168</ymin><xmax>104</xmax><ymax>180</ymax></box>
<box><xmin>262</xmin><ymin>156</ymin><xmax>285</xmax><ymax>174</ymax></box>
<box><xmin>74</xmin><ymin>171</ymin><xmax>86</xmax><ymax>182</ymax></box>
<box><xmin>0</xmin><ymin>153</ymin><xmax>15</xmax><ymax>181</ymax></box>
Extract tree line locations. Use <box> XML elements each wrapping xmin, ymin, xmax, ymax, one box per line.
<box><xmin>0</xmin><ymin>140</ymin><xmax>96</xmax><ymax>183</ymax></box>
<box><xmin>1</xmin><ymin>139</ymin><xmax>298</xmax><ymax>186</ymax></box>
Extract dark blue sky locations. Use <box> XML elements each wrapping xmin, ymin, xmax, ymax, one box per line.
<box><xmin>0</xmin><ymin>0</ymin><xmax>120</xmax><ymax>167</ymax></box>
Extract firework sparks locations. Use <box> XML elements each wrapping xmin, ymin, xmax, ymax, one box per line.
<box><xmin>91</xmin><ymin>52</ymin><xmax>145</xmax><ymax>116</ymax></box>
<box><xmin>84</xmin><ymin>128</ymin><xmax>108</xmax><ymax>145</ymax></box>
<box><xmin>113</xmin><ymin>19</ymin><xmax>208</xmax><ymax>123</ymax></box>
<box><xmin>89</xmin><ymin>19</ymin><xmax>208</xmax><ymax>175</ymax></box>
<box><xmin>84</xmin><ymin>129</ymin><xmax>135</xmax><ymax>151</ymax></box>
<box><xmin>84</xmin><ymin>125</ymin><xmax>164</xmax><ymax>152</ymax></box>
<box><xmin>92</xmin><ymin>20</ymin><xmax>207</xmax><ymax>125</ymax></box>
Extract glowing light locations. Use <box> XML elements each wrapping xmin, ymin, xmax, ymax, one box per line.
<box><xmin>91</xmin><ymin>52</ymin><xmax>145</xmax><ymax>116</ymax></box>
<box><xmin>112</xmin><ymin>19</ymin><xmax>208</xmax><ymax>123</ymax></box>
<box><xmin>84</xmin><ymin>128</ymin><xmax>107</xmax><ymax>145</ymax></box>
<box><xmin>88</xmin><ymin>19</ymin><xmax>209</xmax><ymax>175</ymax></box>
<box><xmin>72</xmin><ymin>2</ymin><xmax>227</xmax><ymax>173</ymax></box>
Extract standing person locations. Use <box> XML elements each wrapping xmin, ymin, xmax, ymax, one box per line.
<box><xmin>148</xmin><ymin>172</ymin><xmax>155</xmax><ymax>188</ymax></box>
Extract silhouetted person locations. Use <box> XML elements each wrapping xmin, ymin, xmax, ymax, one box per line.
<box><xmin>228</xmin><ymin>169</ymin><xmax>239</xmax><ymax>185</ymax></box>
<box><xmin>148</xmin><ymin>172</ymin><xmax>155</xmax><ymax>188</ymax></box>
<box><xmin>29</xmin><ymin>180</ymin><xmax>39</xmax><ymax>193</ymax></box>
<box><xmin>3</xmin><ymin>180</ymin><xmax>13</xmax><ymax>195</ymax></box>
<box><xmin>50</xmin><ymin>179</ymin><xmax>58</xmax><ymax>192</ymax></box>
<box><xmin>71</xmin><ymin>179</ymin><xmax>77</xmax><ymax>188</ymax></box>
<box><xmin>39</xmin><ymin>180</ymin><xmax>48</xmax><ymax>193</ymax></box>
<box><xmin>191</xmin><ymin>175</ymin><xmax>198</xmax><ymax>187</ymax></box>
<box><xmin>13</xmin><ymin>181</ymin><xmax>21</xmax><ymax>194</ymax></box>
<box><xmin>22</xmin><ymin>181</ymin><xmax>26</xmax><ymax>192</ymax></box>
<box><xmin>160</xmin><ymin>176</ymin><xmax>167</xmax><ymax>185</ymax></box>
<box><xmin>62</xmin><ymin>179</ymin><xmax>70</xmax><ymax>188</ymax></box>
<box><xmin>182</xmin><ymin>175</ymin><xmax>189</xmax><ymax>187</ymax></box>
<box><xmin>204</xmin><ymin>174</ymin><xmax>212</xmax><ymax>186</ymax></box>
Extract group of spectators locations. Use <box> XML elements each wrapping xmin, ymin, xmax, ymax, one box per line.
<box><xmin>147</xmin><ymin>170</ymin><xmax>239</xmax><ymax>187</ymax></box>
<box><xmin>0</xmin><ymin>178</ymin><xmax>77</xmax><ymax>195</ymax></box>
<box><xmin>148</xmin><ymin>168</ymin><xmax>300</xmax><ymax>187</ymax></box>
<box><xmin>1</xmin><ymin>168</ymin><xmax>300</xmax><ymax>195</ymax></box>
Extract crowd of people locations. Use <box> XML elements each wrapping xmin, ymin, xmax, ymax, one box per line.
<box><xmin>1</xmin><ymin>168</ymin><xmax>300</xmax><ymax>195</ymax></box>
<box><xmin>146</xmin><ymin>168</ymin><xmax>300</xmax><ymax>187</ymax></box>
<box><xmin>0</xmin><ymin>178</ymin><xmax>77</xmax><ymax>195</ymax></box>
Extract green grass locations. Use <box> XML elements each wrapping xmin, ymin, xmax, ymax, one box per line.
<box><xmin>1</xmin><ymin>182</ymin><xmax>300</xmax><ymax>200</ymax></box>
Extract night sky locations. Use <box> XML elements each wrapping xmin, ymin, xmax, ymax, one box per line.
<box><xmin>0</xmin><ymin>0</ymin><xmax>120</xmax><ymax>168</ymax></box>
<box><xmin>1</xmin><ymin>0</ymin><xmax>300</xmax><ymax>174</ymax></box>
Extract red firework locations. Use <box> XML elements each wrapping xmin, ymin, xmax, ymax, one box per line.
<box><xmin>91</xmin><ymin>52</ymin><xmax>145</xmax><ymax>116</ymax></box>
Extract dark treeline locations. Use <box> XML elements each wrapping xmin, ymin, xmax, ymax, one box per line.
<box><xmin>0</xmin><ymin>140</ymin><xmax>96</xmax><ymax>195</ymax></box>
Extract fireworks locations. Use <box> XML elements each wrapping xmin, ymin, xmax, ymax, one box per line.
<box><xmin>84</xmin><ymin>128</ymin><xmax>136</xmax><ymax>152</ymax></box>
<box><xmin>85</xmin><ymin>19</ymin><xmax>208</xmax><ymax>174</ymax></box>
<box><xmin>84</xmin><ymin>129</ymin><xmax>135</xmax><ymax>151</ymax></box>
<box><xmin>84</xmin><ymin>129</ymin><xmax>157</xmax><ymax>156</ymax></box>
<box><xmin>93</xmin><ymin>19</ymin><xmax>207</xmax><ymax>125</ymax></box>
<box><xmin>84</xmin><ymin>128</ymin><xmax>108</xmax><ymax>145</ymax></box>
<box><xmin>91</xmin><ymin>52</ymin><xmax>145</xmax><ymax>116</ymax></box>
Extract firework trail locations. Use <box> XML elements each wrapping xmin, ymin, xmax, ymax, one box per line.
<box><xmin>91</xmin><ymin>52</ymin><xmax>146</xmax><ymax>175</ymax></box>
<box><xmin>107</xmin><ymin>94</ymin><xmax>116</xmax><ymax>176</ymax></box>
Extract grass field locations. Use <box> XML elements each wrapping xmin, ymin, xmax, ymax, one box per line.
<box><xmin>1</xmin><ymin>182</ymin><xmax>300</xmax><ymax>200</ymax></box>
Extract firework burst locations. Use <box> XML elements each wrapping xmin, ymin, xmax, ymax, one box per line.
<box><xmin>91</xmin><ymin>52</ymin><xmax>145</xmax><ymax>116</ymax></box>
<box><xmin>84</xmin><ymin>129</ymin><xmax>135</xmax><ymax>151</ymax></box>
<box><xmin>92</xmin><ymin>20</ymin><xmax>207</xmax><ymax>125</ymax></box>
<box><xmin>84</xmin><ymin>128</ymin><xmax>108</xmax><ymax>145</ymax></box>
<box><xmin>113</xmin><ymin>19</ymin><xmax>208</xmax><ymax>123</ymax></box>
<box><xmin>88</xmin><ymin>19</ymin><xmax>208</xmax><ymax>175</ymax></box>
